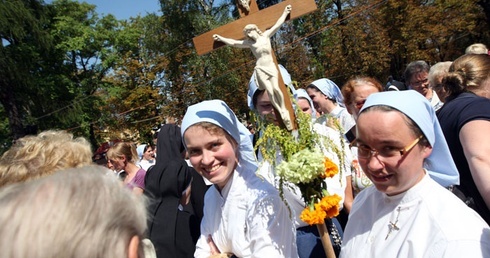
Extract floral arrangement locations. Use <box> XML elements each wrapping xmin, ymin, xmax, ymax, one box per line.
<box><xmin>276</xmin><ymin>147</ymin><xmax>342</xmax><ymax>225</ymax></box>
<box><xmin>254</xmin><ymin>106</ymin><xmax>345</xmax><ymax>225</ymax></box>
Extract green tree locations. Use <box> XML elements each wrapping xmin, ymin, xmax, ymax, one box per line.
<box><xmin>0</xmin><ymin>0</ymin><xmax>124</xmax><ymax>151</ymax></box>
<box><xmin>0</xmin><ymin>0</ymin><xmax>52</xmax><ymax>140</ymax></box>
<box><xmin>45</xmin><ymin>0</ymin><xmax>120</xmax><ymax>147</ymax></box>
<box><xmin>99</xmin><ymin>14</ymin><xmax>166</xmax><ymax>143</ymax></box>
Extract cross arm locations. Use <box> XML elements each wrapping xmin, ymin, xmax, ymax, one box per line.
<box><xmin>193</xmin><ymin>0</ymin><xmax>317</xmax><ymax>56</ymax></box>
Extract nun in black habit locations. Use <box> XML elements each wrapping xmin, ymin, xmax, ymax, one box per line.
<box><xmin>145</xmin><ymin>124</ymin><xmax>207</xmax><ymax>258</ymax></box>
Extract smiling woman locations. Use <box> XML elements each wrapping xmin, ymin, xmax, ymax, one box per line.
<box><xmin>185</xmin><ymin>123</ymin><xmax>238</xmax><ymax>190</ymax></box>
<box><xmin>181</xmin><ymin>99</ymin><xmax>298</xmax><ymax>258</ymax></box>
<box><xmin>341</xmin><ymin>90</ymin><xmax>490</xmax><ymax>258</ymax></box>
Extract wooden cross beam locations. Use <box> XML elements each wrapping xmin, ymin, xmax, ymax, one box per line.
<box><xmin>193</xmin><ymin>0</ymin><xmax>317</xmax><ymax>56</ymax></box>
<box><xmin>237</xmin><ymin>0</ymin><xmax>259</xmax><ymax>17</ymax></box>
<box><xmin>193</xmin><ymin>0</ymin><xmax>317</xmax><ymax>131</ymax></box>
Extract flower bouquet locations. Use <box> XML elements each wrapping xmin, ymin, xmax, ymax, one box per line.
<box><xmin>254</xmin><ymin>109</ymin><xmax>346</xmax><ymax>258</ymax></box>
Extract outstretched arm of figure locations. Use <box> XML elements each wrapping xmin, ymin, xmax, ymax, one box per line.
<box><xmin>213</xmin><ymin>34</ymin><xmax>249</xmax><ymax>49</ymax></box>
<box><xmin>263</xmin><ymin>5</ymin><xmax>291</xmax><ymax>37</ymax></box>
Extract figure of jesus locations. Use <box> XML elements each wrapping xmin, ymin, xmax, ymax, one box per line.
<box><xmin>213</xmin><ymin>5</ymin><xmax>293</xmax><ymax>130</ymax></box>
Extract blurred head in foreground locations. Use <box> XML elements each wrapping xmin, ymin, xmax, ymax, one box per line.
<box><xmin>0</xmin><ymin>165</ymin><xmax>148</xmax><ymax>258</ymax></box>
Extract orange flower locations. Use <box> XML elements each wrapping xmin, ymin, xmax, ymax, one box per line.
<box><xmin>300</xmin><ymin>206</ymin><xmax>327</xmax><ymax>225</ymax></box>
<box><xmin>318</xmin><ymin>194</ymin><xmax>342</xmax><ymax>218</ymax></box>
<box><xmin>323</xmin><ymin>157</ymin><xmax>339</xmax><ymax>178</ymax></box>
<box><xmin>300</xmin><ymin>194</ymin><xmax>342</xmax><ymax>224</ymax></box>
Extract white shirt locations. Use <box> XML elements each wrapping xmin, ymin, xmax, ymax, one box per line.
<box><xmin>194</xmin><ymin>169</ymin><xmax>298</xmax><ymax>258</ymax></box>
<box><xmin>330</xmin><ymin>105</ymin><xmax>356</xmax><ymax>133</ymax></box>
<box><xmin>138</xmin><ymin>159</ymin><xmax>155</xmax><ymax>171</ymax></box>
<box><xmin>341</xmin><ymin>173</ymin><xmax>490</xmax><ymax>258</ymax></box>
<box><xmin>430</xmin><ymin>89</ymin><xmax>444</xmax><ymax>111</ymax></box>
<box><xmin>316</xmin><ymin>106</ymin><xmax>356</xmax><ymax>134</ymax></box>
<box><xmin>256</xmin><ymin>158</ymin><xmax>307</xmax><ymax>228</ymax></box>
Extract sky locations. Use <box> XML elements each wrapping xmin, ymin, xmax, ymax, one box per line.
<box><xmin>53</xmin><ymin>0</ymin><xmax>162</xmax><ymax>20</ymax></box>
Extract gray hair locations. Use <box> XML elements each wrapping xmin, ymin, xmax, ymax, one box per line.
<box><xmin>428</xmin><ymin>61</ymin><xmax>452</xmax><ymax>86</ymax></box>
<box><xmin>0</xmin><ymin>165</ymin><xmax>147</xmax><ymax>258</ymax></box>
<box><xmin>404</xmin><ymin>60</ymin><xmax>430</xmax><ymax>85</ymax></box>
<box><xmin>465</xmin><ymin>43</ymin><xmax>488</xmax><ymax>55</ymax></box>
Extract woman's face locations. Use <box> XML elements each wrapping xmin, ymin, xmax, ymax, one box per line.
<box><xmin>297</xmin><ymin>98</ymin><xmax>313</xmax><ymax>117</ymax></box>
<box><xmin>306</xmin><ymin>88</ymin><xmax>328</xmax><ymax>114</ymax></box>
<box><xmin>347</xmin><ymin>83</ymin><xmax>380</xmax><ymax>120</ymax></box>
<box><xmin>256</xmin><ymin>91</ymin><xmax>279</xmax><ymax>125</ymax></box>
<box><xmin>356</xmin><ymin>110</ymin><xmax>431</xmax><ymax>196</ymax></box>
<box><xmin>143</xmin><ymin>147</ymin><xmax>154</xmax><ymax>161</ymax></box>
<box><xmin>430</xmin><ymin>75</ymin><xmax>448</xmax><ymax>101</ymax></box>
<box><xmin>108</xmin><ymin>157</ymin><xmax>125</xmax><ymax>172</ymax></box>
<box><xmin>184</xmin><ymin>126</ymin><xmax>238</xmax><ymax>191</ymax></box>
<box><xmin>408</xmin><ymin>71</ymin><xmax>430</xmax><ymax>97</ymax></box>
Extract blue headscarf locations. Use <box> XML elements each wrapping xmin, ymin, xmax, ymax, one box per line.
<box><xmin>309</xmin><ymin>78</ymin><xmax>345</xmax><ymax>107</ymax></box>
<box><xmin>247</xmin><ymin>64</ymin><xmax>296</xmax><ymax>110</ymax></box>
<box><xmin>360</xmin><ymin>90</ymin><xmax>459</xmax><ymax>187</ymax></box>
<box><xmin>294</xmin><ymin>88</ymin><xmax>317</xmax><ymax>118</ymax></box>
<box><xmin>181</xmin><ymin>99</ymin><xmax>258</xmax><ymax>174</ymax></box>
<box><xmin>136</xmin><ymin>144</ymin><xmax>146</xmax><ymax>160</ymax></box>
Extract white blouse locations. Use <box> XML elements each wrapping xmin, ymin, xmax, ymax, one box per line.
<box><xmin>341</xmin><ymin>173</ymin><xmax>490</xmax><ymax>258</ymax></box>
<box><xmin>138</xmin><ymin>159</ymin><xmax>154</xmax><ymax>171</ymax></box>
<box><xmin>194</xmin><ymin>169</ymin><xmax>298</xmax><ymax>258</ymax></box>
<box><xmin>316</xmin><ymin>106</ymin><xmax>356</xmax><ymax>133</ymax></box>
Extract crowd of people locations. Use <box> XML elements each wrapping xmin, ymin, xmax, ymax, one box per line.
<box><xmin>0</xmin><ymin>44</ymin><xmax>489</xmax><ymax>258</ymax></box>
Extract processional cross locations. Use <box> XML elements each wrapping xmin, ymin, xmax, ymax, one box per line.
<box><xmin>193</xmin><ymin>0</ymin><xmax>317</xmax><ymax>131</ymax></box>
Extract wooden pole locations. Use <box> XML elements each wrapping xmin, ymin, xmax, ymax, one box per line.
<box><xmin>316</xmin><ymin>222</ymin><xmax>336</xmax><ymax>258</ymax></box>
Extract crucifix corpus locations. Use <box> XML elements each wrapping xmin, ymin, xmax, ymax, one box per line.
<box><xmin>192</xmin><ymin>0</ymin><xmax>317</xmax><ymax>131</ymax></box>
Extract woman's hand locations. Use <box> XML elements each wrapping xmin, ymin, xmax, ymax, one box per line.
<box><xmin>207</xmin><ymin>235</ymin><xmax>235</xmax><ymax>258</ymax></box>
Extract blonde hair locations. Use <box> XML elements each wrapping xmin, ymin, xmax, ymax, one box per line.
<box><xmin>0</xmin><ymin>130</ymin><xmax>93</xmax><ymax>187</ymax></box>
<box><xmin>444</xmin><ymin>54</ymin><xmax>490</xmax><ymax>97</ymax></box>
<box><xmin>465</xmin><ymin>43</ymin><xmax>488</xmax><ymax>55</ymax></box>
<box><xmin>106</xmin><ymin>142</ymin><xmax>139</xmax><ymax>164</ymax></box>
<box><xmin>0</xmin><ymin>165</ymin><xmax>147</xmax><ymax>258</ymax></box>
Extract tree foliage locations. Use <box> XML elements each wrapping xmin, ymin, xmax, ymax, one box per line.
<box><xmin>0</xmin><ymin>0</ymin><xmax>52</xmax><ymax>141</ymax></box>
<box><xmin>1</xmin><ymin>0</ymin><xmax>121</xmax><ymax>150</ymax></box>
<box><xmin>99</xmin><ymin>14</ymin><xmax>166</xmax><ymax>143</ymax></box>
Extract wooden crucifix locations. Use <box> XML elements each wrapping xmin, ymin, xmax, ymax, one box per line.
<box><xmin>193</xmin><ymin>0</ymin><xmax>317</xmax><ymax>131</ymax></box>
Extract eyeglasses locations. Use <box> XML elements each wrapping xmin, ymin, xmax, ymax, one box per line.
<box><xmin>410</xmin><ymin>78</ymin><xmax>429</xmax><ymax>88</ymax></box>
<box><xmin>354</xmin><ymin>135</ymin><xmax>423</xmax><ymax>160</ymax></box>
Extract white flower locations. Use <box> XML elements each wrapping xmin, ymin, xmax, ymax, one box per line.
<box><xmin>276</xmin><ymin>148</ymin><xmax>325</xmax><ymax>184</ymax></box>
